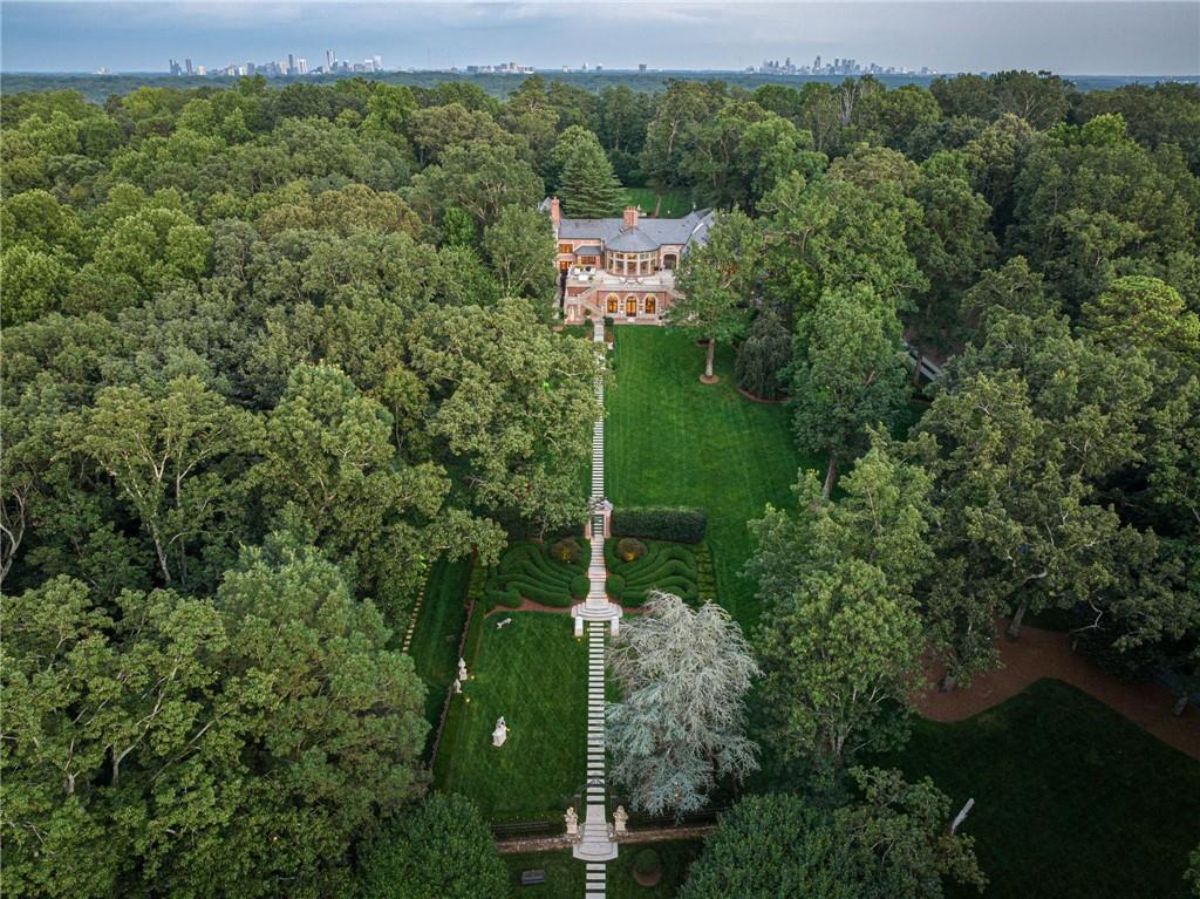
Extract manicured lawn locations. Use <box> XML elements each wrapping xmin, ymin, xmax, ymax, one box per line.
<box><xmin>502</xmin><ymin>840</ymin><xmax>700</xmax><ymax>897</ymax></box>
<box><xmin>873</xmin><ymin>680</ymin><xmax>1200</xmax><ymax>899</ymax></box>
<box><xmin>408</xmin><ymin>557</ymin><xmax>471</xmax><ymax>751</ymax></box>
<box><xmin>623</xmin><ymin>187</ymin><xmax>697</xmax><ymax>219</ymax></box>
<box><xmin>606</xmin><ymin>328</ymin><xmax>815</xmax><ymax>628</ymax></box>
<box><xmin>433</xmin><ymin>612</ymin><xmax>587</xmax><ymax>822</ymax></box>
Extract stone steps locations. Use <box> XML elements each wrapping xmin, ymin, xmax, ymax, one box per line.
<box><xmin>572</xmin><ymin>322</ymin><xmax>619</xmax><ymax>889</ymax></box>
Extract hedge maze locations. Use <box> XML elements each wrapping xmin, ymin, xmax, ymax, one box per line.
<box><xmin>484</xmin><ymin>539</ymin><xmax>591</xmax><ymax>609</ymax></box>
<box><xmin>604</xmin><ymin>539</ymin><xmax>701</xmax><ymax>606</ymax></box>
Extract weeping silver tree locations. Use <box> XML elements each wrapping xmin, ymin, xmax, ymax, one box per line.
<box><xmin>607</xmin><ymin>591</ymin><xmax>759</xmax><ymax>816</ymax></box>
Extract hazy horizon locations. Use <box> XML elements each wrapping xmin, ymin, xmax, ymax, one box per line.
<box><xmin>1</xmin><ymin>1</ymin><xmax>1197</xmax><ymax>77</ymax></box>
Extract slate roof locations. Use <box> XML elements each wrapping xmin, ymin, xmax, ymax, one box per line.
<box><xmin>555</xmin><ymin>208</ymin><xmax>716</xmax><ymax>252</ymax></box>
<box><xmin>605</xmin><ymin>229</ymin><xmax>661</xmax><ymax>252</ymax></box>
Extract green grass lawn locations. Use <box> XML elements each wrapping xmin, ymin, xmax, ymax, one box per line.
<box><xmin>605</xmin><ymin>328</ymin><xmax>814</xmax><ymax>629</ymax></box>
<box><xmin>408</xmin><ymin>557</ymin><xmax>471</xmax><ymax>752</ymax></box>
<box><xmin>872</xmin><ymin>680</ymin><xmax>1200</xmax><ymax>899</ymax></box>
<box><xmin>622</xmin><ymin>187</ymin><xmax>696</xmax><ymax>219</ymax></box>
<box><xmin>433</xmin><ymin>612</ymin><xmax>588</xmax><ymax>822</ymax></box>
<box><xmin>502</xmin><ymin>840</ymin><xmax>700</xmax><ymax>898</ymax></box>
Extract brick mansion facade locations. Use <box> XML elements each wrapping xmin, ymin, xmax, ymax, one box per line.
<box><xmin>543</xmin><ymin>197</ymin><xmax>716</xmax><ymax>325</ymax></box>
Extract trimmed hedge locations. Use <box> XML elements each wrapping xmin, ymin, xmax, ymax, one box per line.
<box><xmin>570</xmin><ymin>574</ymin><xmax>590</xmax><ymax>599</ymax></box>
<box><xmin>604</xmin><ymin>539</ymin><xmax>699</xmax><ymax>607</ymax></box>
<box><xmin>483</xmin><ymin>540</ymin><xmax>590</xmax><ymax>609</ymax></box>
<box><xmin>695</xmin><ymin>543</ymin><xmax>717</xmax><ymax>603</ymax></box>
<box><xmin>611</xmin><ymin>507</ymin><xmax>707</xmax><ymax>544</ymax></box>
<box><xmin>615</xmin><ymin>537</ymin><xmax>646</xmax><ymax>562</ymax></box>
<box><xmin>605</xmin><ymin>573</ymin><xmax>626</xmax><ymax>596</ymax></box>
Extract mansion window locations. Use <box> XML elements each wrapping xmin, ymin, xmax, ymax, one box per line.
<box><xmin>645</xmin><ymin>296</ymin><xmax>657</xmax><ymax>315</ymax></box>
<box><xmin>607</xmin><ymin>294</ymin><xmax>619</xmax><ymax>314</ymax></box>
<box><xmin>605</xmin><ymin>250</ymin><xmax>658</xmax><ymax>277</ymax></box>
<box><xmin>578</xmin><ymin>255</ymin><xmax>598</xmax><ymax>267</ymax></box>
<box><xmin>558</xmin><ymin>243</ymin><xmax>573</xmax><ymax>255</ymax></box>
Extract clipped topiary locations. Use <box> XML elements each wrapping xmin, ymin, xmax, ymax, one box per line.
<box><xmin>632</xmin><ymin>847</ymin><xmax>662</xmax><ymax>887</ymax></box>
<box><xmin>570</xmin><ymin>574</ymin><xmax>590</xmax><ymax>599</ymax></box>
<box><xmin>616</xmin><ymin>537</ymin><xmax>647</xmax><ymax>562</ymax></box>
<box><xmin>551</xmin><ymin>537</ymin><xmax>583</xmax><ymax>565</ymax></box>
<box><xmin>606</xmin><ymin>573</ymin><xmax>626</xmax><ymax>596</ymax></box>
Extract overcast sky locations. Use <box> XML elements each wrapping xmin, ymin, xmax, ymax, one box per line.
<box><xmin>2</xmin><ymin>1</ymin><xmax>1197</xmax><ymax>75</ymax></box>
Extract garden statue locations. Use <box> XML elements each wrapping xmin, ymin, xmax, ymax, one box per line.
<box><xmin>452</xmin><ymin>677</ymin><xmax>462</xmax><ymax>694</ymax></box>
<box><xmin>492</xmin><ymin>716</ymin><xmax>508</xmax><ymax>747</ymax></box>
<box><xmin>613</xmin><ymin>805</ymin><xmax>628</xmax><ymax>834</ymax></box>
<box><xmin>457</xmin><ymin>657</ymin><xmax>468</xmax><ymax>682</ymax></box>
<box><xmin>564</xmin><ymin>806</ymin><xmax>578</xmax><ymax>836</ymax></box>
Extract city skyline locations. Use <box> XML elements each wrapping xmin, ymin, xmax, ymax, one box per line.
<box><xmin>2</xmin><ymin>2</ymin><xmax>1198</xmax><ymax>76</ymax></box>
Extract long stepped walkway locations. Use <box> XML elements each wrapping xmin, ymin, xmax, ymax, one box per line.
<box><xmin>571</xmin><ymin>317</ymin><xmax>621</xmax><ymax>893</ymax></box>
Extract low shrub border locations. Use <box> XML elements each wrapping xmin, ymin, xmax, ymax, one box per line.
<box><xmin>612</xmin><ymin>507</ymin><xmax>707</xmax><ymax>544</ymax></box>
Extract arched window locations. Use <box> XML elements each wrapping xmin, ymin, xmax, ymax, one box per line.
<box><xmin>606</xmin><ymin>294</ymin><xmax>619</xmax><ymax>314</ymax></box>
<box><xmin>645</xmin><ymin>296</ymin><xmax>657</xmax><ymax>315</ymax></box>
<box><xmin>625</xmin><ymin>295</ymin><xmax>638</xmax><ymax>317</ymax></box>
<box><xmin>662</xmin><ymin>253</ymin><xmax>678</xmax><ymax>270</ymax></box>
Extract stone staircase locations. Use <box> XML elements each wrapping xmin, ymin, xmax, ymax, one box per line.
<box><xmin>570</xmin><ymin>317</ymin><xmax>621</xmax><ymax>892</ymax></box>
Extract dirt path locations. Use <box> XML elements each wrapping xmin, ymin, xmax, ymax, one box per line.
<box><xmin>912</xmin><ymin>622</ymin><xmax>1200</xmax><ymax>761</ymax></box>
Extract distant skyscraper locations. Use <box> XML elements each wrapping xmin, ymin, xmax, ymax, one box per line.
<box><xmin>813</xmin><ymin>54</ymin><xmax>821</xmax><ymax>71</ymax></box>
<box><xmin>373</xmin><ymin>55</ymin><xmax>382</xmax><ymax>71</ymax></box>
<box><xmin>298</xmin><ymin>58</ymin><xmax>308</xmax><ymax>74</ymax></box>
<box><xmin>185</xmin><ymin>58</ymin><xmax>193</xmax><ymax>75</ymax></box>
<box><xmin>287</xmin><ymin>52</ymin><xmax>296</xmax><ymax>74</ymax></box>
<box><xmin>638</xmin><ymin>63</ymin><xmax>647</xmax><ymax>72</ymax></box>
<box><xmin>326</xmin><ymin>49</ymin><xmax>335</xmax><ymax>70</ymax></box>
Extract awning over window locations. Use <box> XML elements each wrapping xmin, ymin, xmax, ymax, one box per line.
<box><xmin>574</xmin><ymin>245</ymin><xmax>602</xmax><ymax>257</ymax></box>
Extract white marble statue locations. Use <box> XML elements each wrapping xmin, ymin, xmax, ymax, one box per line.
<box><xmin>613</xmin><ymin>805</ymin><xmax>628</xmax><ymax>834</ymax></box>
<box><xmin>496</xmin><ymin>617</ymin><xmax>513</xmax><ymax>630</ymax></box>
<box><xmin>457</xmin><ymin>657</ymin><xmax>468</xmax><ymax>682</ymax></box>
<box><xmin>564</xmin><ymin>806</ymin><xmax>578</xmax><ymax>836</ymax></box>
<box><xmin>492</xmin><ymin>716</ymin><xmax>508</xmax><ymax>747</ymax></box>
<box><xmin>452</xmin><ymin>677</ymin><xmax>462</xmax><ymax>694</ymax></box>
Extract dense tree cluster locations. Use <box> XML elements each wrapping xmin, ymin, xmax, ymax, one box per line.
<box><xmin>3</xmin><ymin>70</ymin><xmax>1198</xmax><ymax>896</ymax></box>
<box><xmin>1</xmin><ymin>75</ymin><xmax>604</xmax><ymax>897</ymax></box>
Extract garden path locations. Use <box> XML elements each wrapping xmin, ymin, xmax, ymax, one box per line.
<box><xmin>569</xmin><ymin>316</ymin><xmax>621</xmax><ymax>898</ymax></box>
<box><xmin>912</xmin><ymin>622</ymin><xmax>1200</xmax><ymax>761</ymax></box>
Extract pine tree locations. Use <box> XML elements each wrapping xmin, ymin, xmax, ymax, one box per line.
<box><xmin>559</xmin><ymin>139</ymin><xmax>625</xmax><ymax>219</ymax></box>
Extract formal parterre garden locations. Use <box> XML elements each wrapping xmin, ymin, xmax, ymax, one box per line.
<box><xmin>604</xmin><ymin>537</ymin><xmax>709</xmax><ymax>607</ymax></box>
<box><xmin>482</xmin><ymin>538</ymin><xmax>591</xmax><ymax>609</ymax></box>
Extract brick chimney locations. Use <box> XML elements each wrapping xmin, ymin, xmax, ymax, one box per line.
<box><xmin>622</xmin><ymin>205</ymin><xmax>638</xmax><ymax>230</ymax></box>
<box><xmin>550</xmin><ymin>197</ymin><xmax>561</xmax><ymax>229</ymax></box>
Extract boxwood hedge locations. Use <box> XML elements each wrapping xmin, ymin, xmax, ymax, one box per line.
<box><xmin>483</xmin><ymin>540</ymin><xmax>590</xmax><ymax>609</ymax></box>
<box><xmin>611</xmin><ymin>507</ymin><xmax>707</xmax><ymax>544</ymax></box>
<box><xmin>604</xmin><ymin>539</ymin><xmax>700</xmax><ymax>606</ymax></box>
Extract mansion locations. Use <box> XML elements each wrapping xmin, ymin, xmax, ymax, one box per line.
<box><xmin>543</xmin><ymin>197</ymin><xmax>716</xmax><ymax>325</ymax></box>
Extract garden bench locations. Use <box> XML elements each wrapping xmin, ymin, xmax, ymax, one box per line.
<box><xmin>519</xmin><ymin>869</ymin><xmax>547</xmax><ymax>886</ymax></box>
